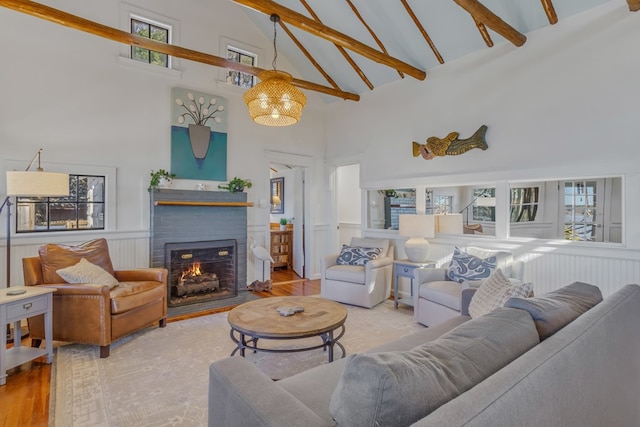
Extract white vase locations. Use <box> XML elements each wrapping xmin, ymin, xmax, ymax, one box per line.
<box><xmin>158</xmin><ymin>178</ymin><xmax>171</xmax><ymax>188</ymax></box>
<box><xmin>280</xmin><ymin>224</ymin><xmax>286</xmax><ymax>231</ymax></box>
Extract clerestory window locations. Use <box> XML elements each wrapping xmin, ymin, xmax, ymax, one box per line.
<box><xmin>130</xmin><ymin>16</ymin><xmax>171</xmax><ymax>68</ymax></box>
<box><xmin>226</xmin><ymin>46</ymin><xmax>257</xmax><ymax>88</ymax></box>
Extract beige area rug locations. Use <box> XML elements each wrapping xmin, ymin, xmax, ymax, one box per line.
<box><xmin>51</xmin><ymin>300</ymin><xmax>424</xmax><ymax>427</ymax></box>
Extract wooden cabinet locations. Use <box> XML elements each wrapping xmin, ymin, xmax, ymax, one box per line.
<box><xmin>270</xmin><ymin>230</ymin><xmax>292</xmax><ymax>271</ymax></box>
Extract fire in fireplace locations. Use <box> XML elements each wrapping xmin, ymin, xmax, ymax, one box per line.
<box><xmin>165</xmin><ymin>240</ymin><xmax>237</xmax><ymax>307</ymax></box>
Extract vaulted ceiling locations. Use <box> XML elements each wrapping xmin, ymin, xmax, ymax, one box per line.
<box><xmin>2</xmin><ymin>0</ymin><xmax>636</xmax><ymax>103</ymax></box>
<box><xmin>235</xmin><ymin>0</ymin><xmax>634</xmax><ymax>101</ymax></box>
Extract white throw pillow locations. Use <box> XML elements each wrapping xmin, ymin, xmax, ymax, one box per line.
<box><xmin>57</xmin><ymin>258</ymin><xmax>119</xmax><ymax>289</ymax></box>
<box><xmin>468</xmin><ymin>268</ymin><xmax>532</xmax><ymax>318</ymax></box>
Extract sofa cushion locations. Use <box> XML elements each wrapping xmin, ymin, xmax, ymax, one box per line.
<box><xmin>38</xmin><ymin>238</ymin><xmax>115</xmax><ymax>284</ymax></box>
<box><xmin>56</xmin><ymin>258</ymin><xmax>119</xmax><ymax>289</ymax></box>
<box><xmin>325</xmin><ymin>265</ymin><xmax>366</xmax><ymax>284</ymax></box>
<box><xmin>110</xmin><ymin>281</ymin><xmax>166</xmax><ymax>314</ymax></box>
<box><xmin>329</xmin><ymin>308</ymin><xmax>540</xmax><ymax>427</ymax></box>
<box><xmin>336</xmin><ymin>245</ymin><xmax>381</xmax><ymax>266</ymax></box>
<box><xmin>468</xmin><ymin>268</ymin><xmax>533</xmax><ymax>318</ymax></box>
<box><xmin>505</xmin><ymin>281</ymin><xmax>603</xmax><ymax>340</ymax></box>
<box><xmin>418</xmin><ymin>281</ymin><xmax>462</xmax><ymax>311</ymax></box>
<box><xmin>447</xmin><ymin>247</ymin><xmax>497</xmax><ymax>283</ymax></box>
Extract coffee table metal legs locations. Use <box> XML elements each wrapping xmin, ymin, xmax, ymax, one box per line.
<box><xmin>229</xmin><ymin>325</ymin><xmax>346</xmax><ymax>362</ymax></box>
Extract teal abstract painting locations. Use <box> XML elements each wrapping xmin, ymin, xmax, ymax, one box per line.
<box><xmin>171</xmin><ymin>87</ymin><xmax>227</xmax><ymax>181</ymax></box>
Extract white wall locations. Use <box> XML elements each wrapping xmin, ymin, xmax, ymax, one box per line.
<box><xmin>326</xmin><ymin>2</ymin><xmax>639</xmax><ymax>188</ymax></box>
<box><xmin>0</xmin><ymin>0</ymin><xmax>327</xmax><ymax>285</ymax></box>
<box><xmin>336</xmin><ymin>164</ymin><xmax>361</xmax><ymax>248</ymax></box>
<box><xmin>326</xmin><ymin>1</ymin><xmax>640</xmax><ymax>296</ymax></box>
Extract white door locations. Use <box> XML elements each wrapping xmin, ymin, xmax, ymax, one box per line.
<box><xmin>292</xmin><ymin>167</ymin><xmax>305</xmax><ymax>277</ymax></box>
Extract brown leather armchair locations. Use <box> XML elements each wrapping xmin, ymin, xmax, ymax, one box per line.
<box><xmin>22</xmin><ymin>238</ymin><xmax>167</xmax><ymax>358</ymax></box>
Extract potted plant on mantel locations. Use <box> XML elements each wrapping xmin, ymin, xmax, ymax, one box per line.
<box><xmin>149</xmin><ymin>169</ymin><xmax>176</xmax><ymax>190</ymax></box>
<box><xmin>218</xmin><ymin>177</ymin><xmax>252</xmax><ymax>193</ymax></box>
<box><xmin>279</xmin><ymin>217</ymin><xmax>288</xmax><ymax>231</ymax></box>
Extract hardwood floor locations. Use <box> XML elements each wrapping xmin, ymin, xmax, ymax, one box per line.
<box><xmin>0</xmin><ymin>269</ymin><xmax>320</xmax><ymax>427</ymax></box>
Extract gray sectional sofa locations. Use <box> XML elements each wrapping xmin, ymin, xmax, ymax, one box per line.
<box><xmin>208</xmin><ymin>283</ymin><xmax>640</xmax><ymax>426</ymax></box>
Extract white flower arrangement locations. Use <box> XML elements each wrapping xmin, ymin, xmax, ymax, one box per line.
<box><xmin>175</xmin><ymin>92</ymin><xmax>224</xmax><ymax>126</ymax></box>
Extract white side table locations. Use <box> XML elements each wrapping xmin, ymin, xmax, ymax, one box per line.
<box><xmin>394</xmin><ymin>259</ymin><xmax>436</xmax><ymax>309</ymax></box>
<box><xmin>0</xmin><ymin>286</ymin><xmax>55</xmax><ymax>386</ymax></box>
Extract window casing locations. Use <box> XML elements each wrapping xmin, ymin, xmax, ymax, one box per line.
<box><xmin>130</xmin><ymin>16</ymin><xmax>171</xmax><ymax>68</ymax></box>
<box><xmin>226</xmin><ymin>46</ymin><xmax>257</xmax><ymax>88</ymax></box>
<box><xmin>16</xmin><ymin>175</ymin><xmax>106</xmax><ymax>233</ymax></box>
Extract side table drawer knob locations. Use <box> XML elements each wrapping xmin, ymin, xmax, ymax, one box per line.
<box><xmin>23</xmin><ymin>303</ymin><xmax>33</xmax><ymax>310</ymax></box>
<box><xmin>402</xmin><ymin>268</ymin><xmax>409</xmax><ymax>273</ymax></box>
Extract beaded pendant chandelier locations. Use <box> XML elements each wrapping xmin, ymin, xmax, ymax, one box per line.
<box><xmin>243</xmin><ymin>14</ymin><xmax>306</xmax><ymax>126</ymax></box>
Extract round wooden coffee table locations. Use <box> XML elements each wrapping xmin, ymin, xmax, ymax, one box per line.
<box><xmin>228</xmin><ymin>296</ymin><xmax>347</xmax><ymax>362</ymax></box>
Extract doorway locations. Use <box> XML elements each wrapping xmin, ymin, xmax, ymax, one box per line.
<box><xmin>265</xmin><ymin>151</ymin><xmax>313</xmax><ymax>283</ymax></box>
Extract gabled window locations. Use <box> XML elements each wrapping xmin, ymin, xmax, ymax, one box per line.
<box><xmin>130</xmin><ymin>16</ymin><xmax>171</xmax><ymax>68</ymax></box>
<box><xmin>226</xmin><ymin>46</ymin><xmax>257</xmax><ymax>88</ymax></box>
<box><xmin>16</xmin><ymin>175</ymin><xmax>105</xmax><ymax>233</ymax></box>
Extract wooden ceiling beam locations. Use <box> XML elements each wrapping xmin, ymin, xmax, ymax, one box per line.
<box><xmin>299</xmin><ymin>0</ymin><xmax>373</xmax><ymax>90</ymax></box>
<box><xmin>279</xmin><ymin>21</ymin><xmax>341</xmax><ymax>91</ymax></box>
<box><xmin>452</xmin><ymin>0</ymin><xmax>527</xmax><ymax>47</ymax></box>
<box><xmin>628</xmin><ymin>0</ymin><xmax>640</xmax><ymax>12</ymax></box>
<box><xmin>232</xmin><ymin>0</ymin><xmax>426</xmax><ymax>81</ymax></box>
<box><xmin>473</xmin><ymin>17</ymin><xmax>494</xmax><ymax>47</ymax></box>
<box><xmin>0</xmin><ymin>0</ymin><xmax>359</xmax><ymax>101</ymax></box>
<box><xmin>400</xmin><ymin>0</ymin><xmax>444</xmax><ymax>64</ymax></box>
<box><xmin>345</xmin><ymin>0</ymin><xmax>404</xmax><ymax>79</ymax></box>
<box><xmin>540</xmin><ymin>0</ymin><xmax>558</xmax><ymax>25</ymax></box>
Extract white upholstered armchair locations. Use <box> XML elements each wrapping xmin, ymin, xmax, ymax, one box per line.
<box><xmin>321</xmin><ymin>237</ymin><xmax>394</xmax><ymax>308</ymax></box>
<box><xmin>413</xmin><ymin>246</ymin><xmax>524</xmax><ymax>326</ymax></box>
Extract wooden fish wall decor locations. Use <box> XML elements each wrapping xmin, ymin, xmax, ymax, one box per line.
<box><xmin>412</xmin><ymin>125</ymin><xmax>488</xmax><ymax>160</ymax></box>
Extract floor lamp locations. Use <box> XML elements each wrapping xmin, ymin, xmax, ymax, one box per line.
<box><xmin>3</xmin><ymin>149</ymin><xmax>69</xmax><ymax>342</ymax></box>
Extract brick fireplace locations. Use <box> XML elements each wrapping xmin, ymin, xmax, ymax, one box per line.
<box><xmin>149</xmin><ymin>189</ymin><xmax>249</xmax><ymax>314</ymax></box>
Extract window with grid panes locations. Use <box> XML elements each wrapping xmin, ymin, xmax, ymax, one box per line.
<box><xmin>130</xmin><ymin>17</ymin><xmax>170</xmax><ymax>67</ymax></box>
<box><xmin>16</xmin><ymin>175</ymin><xmax>105</xmax><ymax>233</ymax></box>
<box><xmin>226</xmin><ymin>47</ymin><xmax>256</xmax><ymax>88</ymax></box>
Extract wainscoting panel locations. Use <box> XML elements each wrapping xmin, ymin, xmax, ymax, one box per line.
<box><xmin>4</xmin><ymin>231</ymin><xmax>150</xmax><ymax>287</ymax></box>
<box><xmin>417</xmin><ymin>240</ymin><xmax>640</xmax><ymax>299</ymax></box>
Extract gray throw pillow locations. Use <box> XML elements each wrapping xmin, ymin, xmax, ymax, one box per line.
<box><xmin>505</xmin><ymin>281</ymin><xmax>603</xmax><ymax>340</ymax></box>
<box><xmin>329</xmin><ymin>308</ymin><xmax>540</xmax><ymax>426</ymax></box>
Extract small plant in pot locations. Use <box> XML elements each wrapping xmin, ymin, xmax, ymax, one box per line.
<box><xmin>279</xmin><ymin>217</ymin><xmax>288</xmax><ymax>230</ymax></box>
<box><xmin>218</xmin><ymin>177</ymin><xmax>252</xmax><ymax>193</ymax></box>
<box><xmin>149</xmin><ymin>169</ymin><xmax>176</xmax><ymax>189</ymax></box>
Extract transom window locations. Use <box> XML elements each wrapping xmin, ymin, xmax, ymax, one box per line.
<box><xmin>226</xmin><ymin>46</ymin><xmax>256</xmax><ymax>88</ymax></box>
<box><xmin>16</xmin><ymin>175</ymin><xmax>105</xmax><ymax>233</ymax></box>
<box><xmin>130</xmin><ymin>17</ymin><xmax>170</xmax><ymax>67</ymax></box>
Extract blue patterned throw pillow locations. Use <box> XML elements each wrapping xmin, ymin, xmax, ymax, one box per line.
<box><xmin>447</xmin><ymin>247</ymin><xmax>497</xmax><ymax>283</ymax></box>
<box><xmin>336</xmin><ymin>245</ymin><xmax>382</xmax><ymax>266</ymax></box>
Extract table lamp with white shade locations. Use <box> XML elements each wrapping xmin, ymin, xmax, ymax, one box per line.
<box><xmin>399</xmin><ymin>214</ymin><xmax>435</xmax><ymax>263</ymax></box>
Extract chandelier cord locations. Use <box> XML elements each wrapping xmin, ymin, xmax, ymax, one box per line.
<box><xmin>271</xmin><ymin>14</ymin><xmax>278</xmax><ymax>71</ymax></box>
